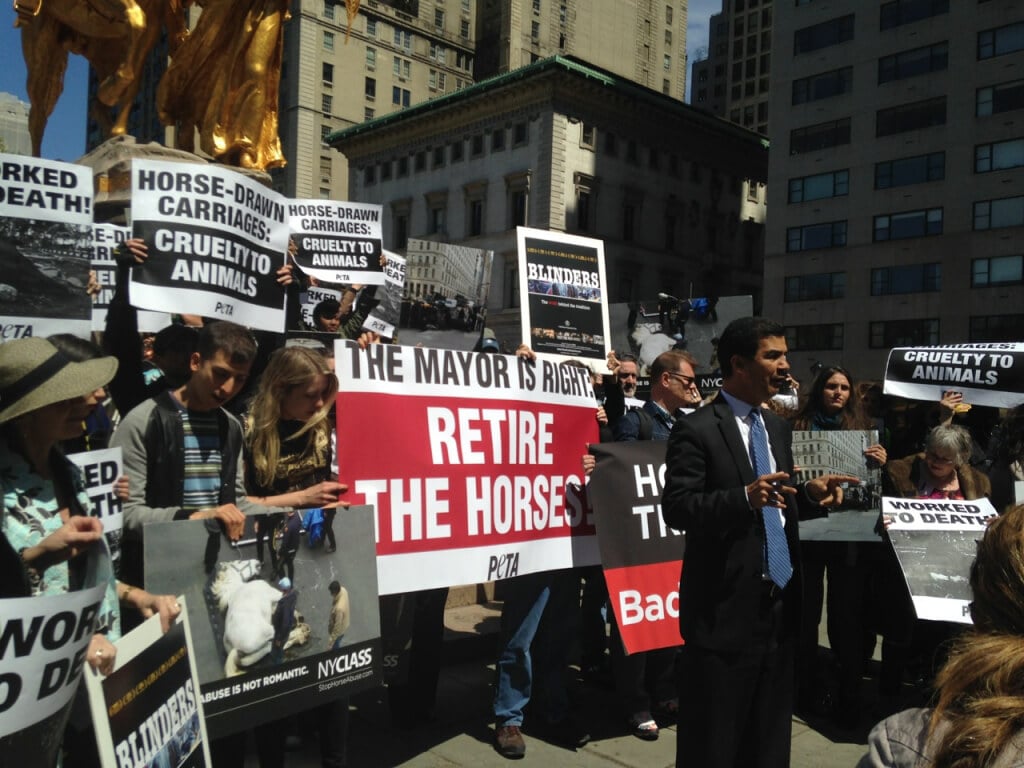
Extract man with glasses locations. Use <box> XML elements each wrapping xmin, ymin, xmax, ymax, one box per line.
<box><xmin>613</xmin><ymin>350</ymin><xmax>701</xmax><ymax>442</ymax></box>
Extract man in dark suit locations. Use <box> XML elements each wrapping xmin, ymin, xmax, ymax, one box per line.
<box><xmin>661</xmin><ymin>317</ymin><xmax>855</xmax><ymax>768</ymax></box>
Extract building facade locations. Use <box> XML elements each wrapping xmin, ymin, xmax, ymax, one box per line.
<box><xmin>765</xmin><ymin>0</ymin><xmax>1024</xmax><ymax>379</ymax></box>
<box><xmin>0</xmin><ymin>93</ymin><xmax>32</xmax><ymax>156</ymax></box>
<box><xmin>476</xmin><ymin>0</ymin><xmax>689</xmax><ymax>101</ymax></box>
<box><xmin>690</xmin><ymin>0</ymin><xmax>773</xmax><ymax>136</ymax></box>
<box><xmin>330</xmin><ymin>56</ymin><xmax>768</xmax><ymax>327</ymax></box>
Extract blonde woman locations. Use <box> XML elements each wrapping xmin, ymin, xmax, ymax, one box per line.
<box><xmin>244</xmin><ymin>345</ymin><xmax>346</xmax><ymax>565</ymax></box>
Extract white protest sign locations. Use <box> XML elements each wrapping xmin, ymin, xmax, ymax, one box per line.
<box><xmin>289</xmin><ymin>200</ymin><xmax>384</xmax><ymax>285</ymax></box>
<box><xmin>884</xmin><ymin>344</ymin><xmax>1024</xmax><ymax>409</ymax></box>
<box><xmin>130</xmin><ymin>160</ymin><xmax>289</xmax><ymax>332</ymax></box>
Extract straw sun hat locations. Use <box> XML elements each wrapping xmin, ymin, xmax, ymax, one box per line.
<box><xmin>0</xmin><ymin>338</ymin><xmax>117</xmax><ymax>425</ymax></box>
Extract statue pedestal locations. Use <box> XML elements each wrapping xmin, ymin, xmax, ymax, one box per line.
<box><xmin>78</xmin><ymin>135</ymin><xmax>271</xmax><ymax>224</ymax></box>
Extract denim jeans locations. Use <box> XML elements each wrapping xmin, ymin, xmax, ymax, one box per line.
<box><xmin>493</xmin><ymin>569</ymin><xmax>577</xmax><ymax>726</ymax></box>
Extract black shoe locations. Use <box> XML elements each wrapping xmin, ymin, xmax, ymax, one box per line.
<box><xmin>495</xmin><ymin>725</ymin><xmax>526</xmax><ymax>759</ymax></box>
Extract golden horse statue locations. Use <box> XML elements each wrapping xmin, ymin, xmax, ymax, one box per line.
<box><xmin>16</xmin><ymin>0</ymin><xmax>187</xmax><ymax>156</ymax></box>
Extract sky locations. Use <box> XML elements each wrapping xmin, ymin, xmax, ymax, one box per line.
<box><xmin>0</xmin><ymin>0</ymin><xmax>720</xmax><ymax>161</ymax></box>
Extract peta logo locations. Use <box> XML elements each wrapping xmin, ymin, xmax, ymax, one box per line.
<box><xmin>487</xmin><ymin>552</ymin><xmax>520</xmax><ymax>580</ymax></box>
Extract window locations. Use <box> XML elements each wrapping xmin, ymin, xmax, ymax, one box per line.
<box><xmin>322</xmin><ymin>62</ymin><xmax>334</xmax><ymax>84</ymax></box>
<box><xmin>878</xmin><ymin>42</ymin><xmax>948</xmax><ymax>83</ymax></box>
<box><xmin>392</xmin><ymin>211</ymin><xmax>408</xmax><ymax>250</ymax></box>
<box><xmin>880</xmin><ymin>0</ymin><xmax>948</xmax><ymax>30</ymax></box>
<box><xmin>460</xmin><ymin>19</ymin><xmax>470</xmax><ymax>38</ymax></box>
<box><xmin>380</xmin><ymin>161</ymin><xmax>392</xmax><ymax>180</ymax></box>
<box><xmin>623</xmin><ymin>204</ymin><xmax>636</xmax><ymax>241</ymax></box>
<box><xmin>468</xmin><ymin>199</ymin><xmax>484</xmax><ymax>236</ymax></box>
<box><xmin>531</xmin><ymin>21</ymin><xmax>540</xmax><ymax>38</ymax></box>
<box><xmin>976</xmin><ymin>138</ymin><xmax>1024</xmax><ymax>173</ymax></box>
<box><xmin>788</xmin><ymin>170</ymin><xmax>849</xmax><ymax>203</ymax></box>
<box><xmin>876</xmin><ymin>97</ymin><xmax>946</xmax><ymax>137</ymax></box>
<box><xmin>322</xmin><ymin>94</ymin><xmax>333</xmax><ymax>115</ymax></box>
<box><xmin>972</xmin><ymin>255</ymin><xmax>1024</xmax><ymax>287</ymax></box>
<box><xmin>513</xmin><ymin>121</ymin><xmax>528</xmax><ymax>147</ymax></box>
<box><xmin>871</xmin><ymin>263</ymin><xmax>941</xmax><ymax>294</ymax></box>
<box><xmin>364</xmin><ymin>77</ymin><xmax>376</xmax><ymax>99</ymax></box>
<box><xmin>393</xmin><ymin>57</ymin><xmax>410</xmax><ymax>79</ymax></box>
<box><xmin>869</xmin><ymin>319</ymin><xmax>939</xmax><ymax>348</ymax></box>
<box><xmin>786</xmin><ymin>221</ymin><xmax>847</xmax><ymax>252</ymax></box>
<box><xmin>792</xmin><ymin>67</ymin><xmax>853</xmax><ymax>104</ymax></box>
<box><xmin>785</xmin><ymin>324</ymin><xmax>844</xmax><ymax>351</ymax></box>
<box><xmin>396</xmin><ymin>157</ymin><xmax>409</xmax><ymax>177</ymax></box>
<box><xmin>875</xmin><ymin>151</ymin><xmax>945</xmax><ymax>188</ymax></box>
<box><xmin>435</xmin><ymin>8</ymin><xmax>445</xmax><ymax>28</ymax></box>
<box><xmin>979</xmin><ymin>22</ymin><xmax>1024</xmax><ymax>59</ymax></box>
<box><xmin>666</xmin><ymin>5</ymin><xmax>673</xmax><ymax>24</ymax></box>
<box><xmin>324</xmin><ymin>1</ymin><xmax>334</xmax><ymax>19</ymax></box>
<box><xmin>414</xmin><ymin>151</ymin><xmax>426</xmax><ymax>172</ymax></box>
<box><xmin>794</xmin><ymin>14</ymin><xmax>854</xmax><ymax>55</ymax></box>
<box><xmin>533</xmin><ymin>0</ymin><xmax>540</xmax><ymax>11</ymax></box>
<box><xmin>506</xmin><ymin>171</ymin><xmax>530</xmax><ymax>229</ymax></box>
<box><xmin>471</xmin><ymin>134</ymin><xmax>484</xmax><ymax>157</ymax></box>
<box><xmin>429</xmin><ymin>69</ymin><xmax>437</xmax><ymax>90</ymax></box>
<box><xmin>790</xmin><ymin>118</ymin><xmax>851</xmax><ymax>154</ymax></box>
<box><xmin>393</xmin><ymin>28</ymin><xmax>412</xmax><ymax>52</ymax></box>
<box><xmin>320</xmin><ymin>125</ymin><xmax>331</xmax><ymax>144</ymax></box>
<box><xmin>970</xmin><ymin>315</ymin><xmax>1024</xmax><ymax>342</ymax></box>
<box><xmin>363</xmin><ymin>165</ymin><xmax>376</xmax><ymax>185</ymax></box>
<box><xmin>784</xmin><ymin>272</ymin><xmax>846</xmax><ymax>301</ymax></box>
<box><xmin>492</xmin><ymin>129</ymin><xmax>506</xmax><ymax>151</ymax></box>
<box><xmin>433</xmin><ymin>146</ymin><xmax>446</xmax><ymax>168</ymax></box>
<box><xmin>323</xmin><ymin>31</ymin><xmax>335</xmax><ymax>51</ymax></box>
<box><xmin>574</xmin><ymin>173</ymin><xmax>596</xmax><ymax>234</ymax></box>
<box><xmin>429</xmin><ymin>205</ymin><xmax>446</xmax><ymax>234</ymax></box>
<box><xmin>874</xmin><ymin>208</ymin><xmax>943</xmax><ymax>240</ymax></box>
<box><xmin>366</xmin><ymin>18</ymin><xmax>377</xmax><ymax>37</ymax></box>
<box><xmin>366</xmin><ymin>47</ymin><xmax>376</xmax><ymax>70</ymax></box>
<box><xmin>974</xmin><ymin>196</ymin><xmax>1024</xmax><ymax>230</ymax></box>
<box><xmin>392</xmin><ymin>87</ymin><xmax>410</xmax><ymax>107</ymax></box>
<box><xmin>977</xmin><ymin>80</ymin><xmax>1024</xmax><ymax>116</ymax></box>
<box><xmin>664</xmin><ymin>54</ymin><xmax>671</xmax><ymax>70</ymax></box>
<box><xmin>581</xmin><ymin>123</ymin><xmax>596</xmax><ymax>149</ymax></box>
<box><xmin>451</xmin><ymin>140</ymin><xmax>464</xmax><ymax>162</ymax></box>
<box><xmin>364</xmin><ymin>107</ymin><xmax>375</xmax><ymax>120</ymax></box>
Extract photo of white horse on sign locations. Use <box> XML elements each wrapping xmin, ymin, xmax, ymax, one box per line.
<box><xmin>210</xmin><ymin>559</ymin><xmax>311</xmax><ymax>675</ymax></box>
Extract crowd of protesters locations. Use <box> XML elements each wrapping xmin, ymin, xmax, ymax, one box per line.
<box><xmin>1</xmin><ymin>235</ymin><xmax>1023</xmax><ymax>768</ymax></box>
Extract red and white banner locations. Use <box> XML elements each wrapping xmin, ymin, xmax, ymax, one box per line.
<box><xmin>589</xmin><ymin>440</ymin><xmax>684</xmax><ymax>654</ymax></box>
<box><xmin>334</xmin><ymin>341</ymin><xmax>600</xmax><ymax>594</ymax></box>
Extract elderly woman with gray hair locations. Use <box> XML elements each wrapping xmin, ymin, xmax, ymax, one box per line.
<box><xmin>885</xmin><ymin>423</ymin><xmax>991</xmax><ymax>501</ymax></box>
<box><xmin>875</xmin><ymin>424</ymin><xmax>993</xmax><ymax>716</ymax></box>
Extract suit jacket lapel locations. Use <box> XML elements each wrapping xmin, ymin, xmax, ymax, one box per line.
<box><xmin>712</xmin><ymin>395</ymin><xmax>755</xmax><ymax>484</ymax></box>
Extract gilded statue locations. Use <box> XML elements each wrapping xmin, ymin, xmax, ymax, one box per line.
<box><xmin>15</xmin><ymin>0</ymin><xmax>187</xmax><ymax>155</ymax></box>
<box><xmin>158</xmin><ymin>0</ymin><xmax>360</xmax><ymax>171</ymax></box>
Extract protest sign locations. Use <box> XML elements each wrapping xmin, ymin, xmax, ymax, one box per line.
<box><xmin>144</xmin><ymin>506</ymin><xmax>380</xmax><ymax>738</ymax></box>
<box><xmin>588</xmin><ymin>441</ymin><xmax>683</xmax><ymax>655</ymax></box>
<box><xmin>0</xmin><ymin>154</ymin><xmax>93</xmax><ymax>340</ymax></box>
<box><xmin>517</xmin><ymin>227</ymin><xmax>609</xmax><ymax>366</ymax></box>
<box><xmin>398</xmin><ymin>239</ymin><xmax>493</xmax><ymax>351</ymax></box>
<box><xmin>91</xmin><ymin>224</ymin><xmax>170</xmax><ymax>333</ymax></box>
<box><xmin>794</xmin><ymin>430</ymin><xmax>883</xmax><ymax>542</ymax></box>
<box><xmin>130</xmin><ymin>160</ymin><xmax>289</xmax><ymax>332</ymax></box>
<box><xmin>883</xmin><ymin>496</ymin><xmax>997</xmax><ymax>624</ymax></box>
<box><xmin>0</xmin><ymin>542</ymin><xmax>111</xmax><ymax>765</ymax></box>
<box><xmin>289</xmin><ymin>200</ymin><xmax>384</xmax><ymax>285</ymax></box>
<box><xmin>884</xmin><ymin>344</ymin><xmax>1024</xmax><ymax>409</ymax></box>
<box><xmin>334</xmin><ymin>340</ymin><xmax>600</xmax><ymax>594</ymax></box>
<box><xmin>68</xmin><ymin>447</ymin><xmax>125</xmax><ymax>572</ymax></box>
<box><xmin>86</xmin><ymin>598</ymin><xmax>211</xmax><ymax>768</ymax></box>
<box><xmin>363</xmin><ymin>250</ymin><xmax>406</xmax><ymax>339</ymax></box>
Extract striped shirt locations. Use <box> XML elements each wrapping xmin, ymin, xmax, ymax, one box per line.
<box><xmin>178</xmin><ymin>406</ymin><xmax>222</xmax><ymax>512</ymax></box>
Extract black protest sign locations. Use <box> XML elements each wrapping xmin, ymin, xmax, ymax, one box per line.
<box><xmin>289</xmin><ymin>200</ymin><xmax>384</xmax><ymax>286</ymax></box>
<box><xmin>517</xmin><ymin>227</ymin><xmax>610</xmax><ymax>365</ymax></box>
<box><xmin>130</xmin><ymin>160</ymin><xmax>289</xmax><ymax>332</ymax></box>
<box><xmin>884</xmin><ymin>344</ymin><xmax>1024</xmax><ymax>409</ymax></box>
<box><xmin>0</xmin><ymin>154</ymin><xmax>93</xmax><ymax>340</ymax></box>
<box><xmin>588</xmin><ymin>440</ymin><xmax>684</xmax><ymax>654</ymax></box>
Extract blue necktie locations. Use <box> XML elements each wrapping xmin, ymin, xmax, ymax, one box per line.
<box><xmin>749</xmin><ymin>407</ymin><xmax>793</xmax><ymax>589</ymax></box>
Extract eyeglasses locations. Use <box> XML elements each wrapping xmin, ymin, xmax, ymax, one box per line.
<box><xmin>925</xmin><ymin>451</ymin><xmax>955</xmax><ymax>465</ymax></box>
<box><xmin>617</xmin><ymin>371</ymin><xmax>637</xmax><ymax>380</ymax></box>
<box><xmin>667</xmin><ymin>371</ymin><xmax>697</xmax><ymax>387</ymax></box>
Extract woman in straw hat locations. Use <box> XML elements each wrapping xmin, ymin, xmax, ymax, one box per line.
<box><xmin>0</xmin><ymin>338</ymin><xmax>181</xmax><ymax>658</ymax></box>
